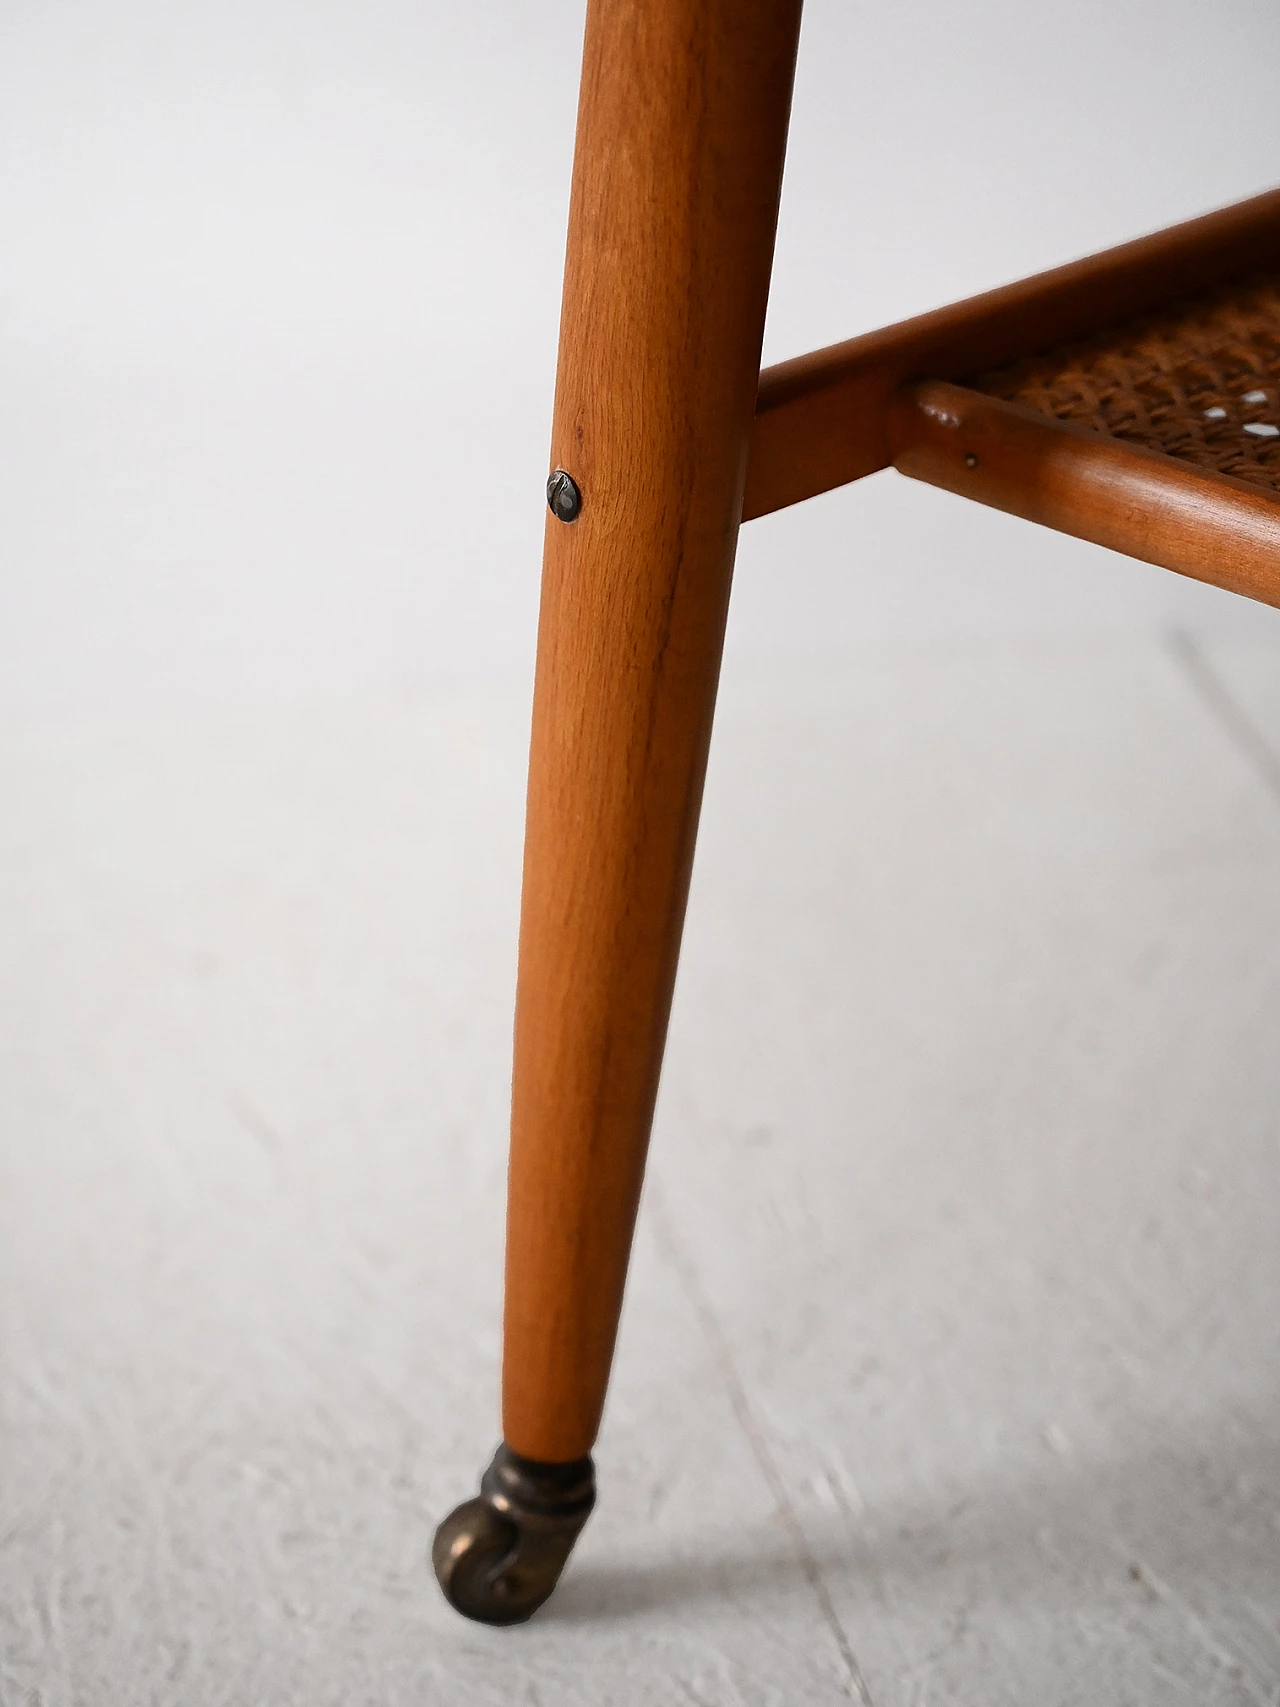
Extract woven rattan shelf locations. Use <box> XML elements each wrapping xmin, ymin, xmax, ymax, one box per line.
<box><xmin>886</xmin><ymin>260</ymin><xmax>1280</xmax><ymax>611</ymax></box>
<box><xmin>743</xmin><ymin>189</ymin><xmax>1280</xmax><ymax>610</ymax></box>
<box><xmin>974</xmin><ymin>273</ymin><xmax>1280</xmax><ymax>493</ymax></box>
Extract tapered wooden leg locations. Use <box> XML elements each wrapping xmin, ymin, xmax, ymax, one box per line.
<box><xmin>434</xmin><ymin>0</ymin><xmax>801</xmax><ymax>1623</ymax></box>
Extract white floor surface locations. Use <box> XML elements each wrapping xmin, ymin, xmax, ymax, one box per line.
<box><xmin>3</xmin><ymin>615</ymin><xmax>1280</xmax><ymax>1704</ymax></box>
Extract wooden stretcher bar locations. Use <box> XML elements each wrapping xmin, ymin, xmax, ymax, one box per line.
<box><xmin>889</xmin><ymin>381</ymin><xmax>1280</xmax><ymax>610</ymax></box>
<box><xmin>744</xmin><ymin>186</ymin><xmax>1280</xmax><ymax>522</ymax></box>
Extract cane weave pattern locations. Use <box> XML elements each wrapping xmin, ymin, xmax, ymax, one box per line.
<box><xmin>974</xmin><ymin>274</ymin><xmax>1280</xmax><ymax>492</ymax></box>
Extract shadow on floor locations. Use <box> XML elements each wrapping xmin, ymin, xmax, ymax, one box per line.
<box><xmin>546</xmin><ymin>1408</ymin><xmax>1280</xmax><ymax>1628</ymax></box>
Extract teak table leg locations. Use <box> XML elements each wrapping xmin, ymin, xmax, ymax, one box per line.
<box><xmin>433</xmin><ymin>0</ymin><xmax>802</xmax><ymax>1626</ymax></box>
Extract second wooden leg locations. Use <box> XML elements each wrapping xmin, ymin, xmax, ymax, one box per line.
<box><xmin>435</xmin><ymin>0</ymin><xmax>802</xmax><ymax>1623</ymax></box>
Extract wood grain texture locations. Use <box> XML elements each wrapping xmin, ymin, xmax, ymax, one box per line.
<box><xmin>891</xmin><ymin>380</ymin><xmax>1280</xmax><ymax>609</ymax></box>
<box><xmin>501</xmin><ymin>0</ymin><xmax>802</xmax><ymax>1464</ymax></box>
<box><xmin>744</xmin><ymin>186</ymin><xmax>1280</xmax><ymax>520</ymax></box>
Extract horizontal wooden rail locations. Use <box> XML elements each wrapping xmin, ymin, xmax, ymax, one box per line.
<box><xmin>744</xmin><ymin>186</ymin><xmax>1280</xmax><ymax>521</ymax></box>
<box><xmin>890</xmin><ymin>381</ymin><xmax>1280</xmax><ymax>611</ymax></box>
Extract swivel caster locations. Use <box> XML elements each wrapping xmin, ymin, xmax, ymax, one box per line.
<box><xmin>432</xmin><ymin>1444</ymin><xmax>596</xmax><ymax>1625</ymax></box>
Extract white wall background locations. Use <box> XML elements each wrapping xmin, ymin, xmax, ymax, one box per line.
<box><xmin>4</xmin><ymin>0</ymin><xmax>1280</xmax><ymax>730</ymax></box>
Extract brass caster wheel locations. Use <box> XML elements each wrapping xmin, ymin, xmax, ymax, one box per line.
<box><xmin>432</xmin><ymin>1444</ymin><xmax>596</xmax><ymax>1625</ymax></box>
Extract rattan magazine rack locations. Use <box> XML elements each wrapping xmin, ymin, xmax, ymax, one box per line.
<box><xmin>432</xmin><ymin>0</ymin><xmax>1280</xmax><ymax>1624</ymax></box>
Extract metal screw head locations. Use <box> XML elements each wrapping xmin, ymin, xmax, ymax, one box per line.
<box><xmin>964</xmin><ymin>453</ymin><xmax>979</xmax><ymax>469</ymax></box>
<box><xmin>546</xmin><ymin>468</ymin><xmax>582</xmax><ymax>523</ymax></box>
